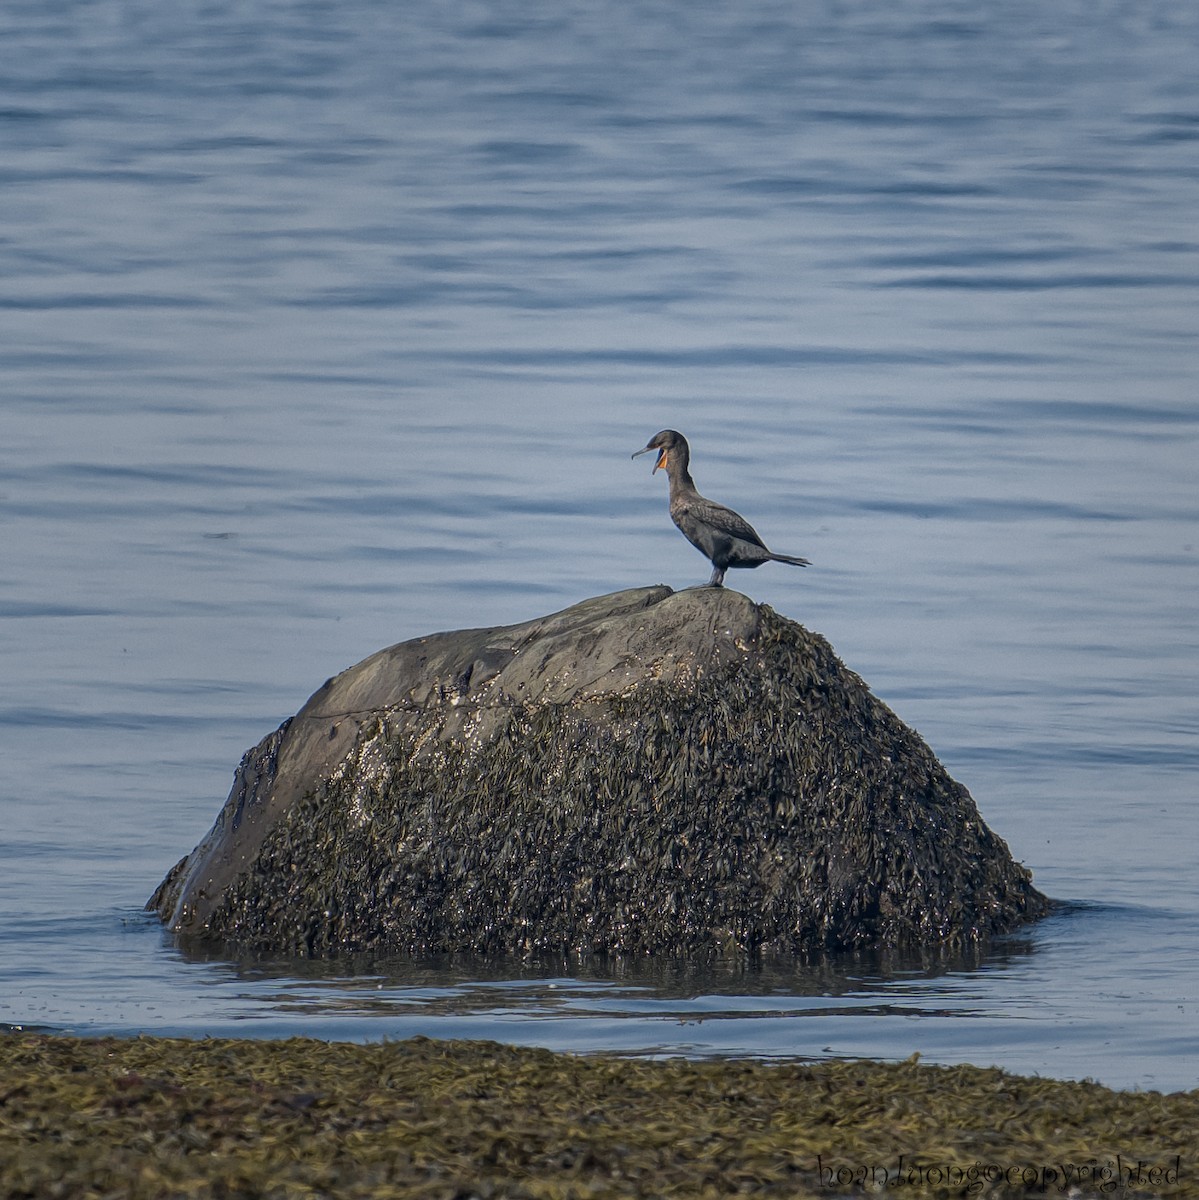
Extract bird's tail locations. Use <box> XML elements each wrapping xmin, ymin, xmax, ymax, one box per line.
<box><xmin>770</xmin><ymin>553</ymin><xmax>811</xmax><ymax>568</ymax></box>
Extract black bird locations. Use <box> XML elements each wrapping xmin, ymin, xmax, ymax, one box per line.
<box><xmin>632</xmin><ymin>429</ymin><xmax>810</xmax><ymax>588</ymax></box>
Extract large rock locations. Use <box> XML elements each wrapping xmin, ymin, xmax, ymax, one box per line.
<box><xmin>149</xmin><ymin>587</ymin><xmax>1050</xmax><ymax>956</ymax></box>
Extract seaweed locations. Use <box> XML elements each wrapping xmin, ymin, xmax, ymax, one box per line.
<box><xmin>179</xmin><ymin>596</ymin><xmax>1048</xmax><ymax>958</ymax></box>
<box><xmin>0</xmin><ymin>1033</ymin><xmax>1190</xmax><ymax>1199</ymax></box>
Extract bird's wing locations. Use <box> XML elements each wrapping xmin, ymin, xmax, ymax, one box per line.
<box><xmin>683</xmin><ymin>495</ymin><xmax>769</xmax><ymax>550</ymax></box>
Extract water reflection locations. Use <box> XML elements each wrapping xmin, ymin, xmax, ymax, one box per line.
<box><xmin>168</xmin><ymin>929</ymin><xmax>1045</xmax><ymax>1027</ymax></box>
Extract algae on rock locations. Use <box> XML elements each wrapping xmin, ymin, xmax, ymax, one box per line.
<box><xmin>149</xmin><ymin>586</ymin><xmax>1049</xmax><ymax>957</ymax></box>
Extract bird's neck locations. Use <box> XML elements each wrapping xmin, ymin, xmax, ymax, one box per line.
<box><xmin>666</xmin><ymin>460</ymin><xmax>698</xmax><ymax>498</ymax></box>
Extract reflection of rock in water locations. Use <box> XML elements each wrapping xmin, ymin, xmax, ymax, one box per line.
<box><xmin>149</xmin><ymin>587</ymin><xmax>1050</xmax><ymax>958</ymax></box>
<box><xmin>165</xmin><ymin>940</ymin><xmax>1046</xmax><ymax>1027</ymax></box>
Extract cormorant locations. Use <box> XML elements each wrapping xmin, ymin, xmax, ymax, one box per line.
<box><xmin>632</xmin><ymin>429</ymin><xmax>809</xmax><ymax>588</ymax></box>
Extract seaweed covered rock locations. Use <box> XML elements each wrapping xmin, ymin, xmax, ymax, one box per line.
<box><xmin>149</xmin><ymin>586</ymin><xmax>1049</xmax><ymax>957</ymax></box>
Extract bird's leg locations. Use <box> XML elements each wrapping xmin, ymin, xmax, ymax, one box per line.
<box><xmin>705</xmin><ymin>566</ymin><xmax>726</xmax><ymax>588</ymax></box>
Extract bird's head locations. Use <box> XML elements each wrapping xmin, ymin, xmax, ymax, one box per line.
<box><xmin>631</xmin><ymin>429</ymin><xmax>688</xmax><ymax>474</ymax></box>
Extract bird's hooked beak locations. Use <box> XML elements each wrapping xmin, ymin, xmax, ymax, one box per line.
<box><xmin>631</xmin><ymin>443</ymin><xmax>668</xmax><ymax>473</ymax></box>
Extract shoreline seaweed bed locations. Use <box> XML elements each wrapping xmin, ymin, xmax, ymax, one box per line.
<box><xmin>2</xmin><ymin>1033</ymin><xmax>1193</xmax><ymax>1198</ymax></box>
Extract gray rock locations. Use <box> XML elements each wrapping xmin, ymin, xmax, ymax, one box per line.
<box><xmin>149</xmin><ymin>586</ymin><xmax>1050</xmax><ymax>956</ymax></box>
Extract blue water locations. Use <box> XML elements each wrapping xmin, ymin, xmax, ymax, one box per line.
<box><xmin>2</xmin><ymin>1</ymin><xmax>1198</xmax><ymax>1093</ymax></box>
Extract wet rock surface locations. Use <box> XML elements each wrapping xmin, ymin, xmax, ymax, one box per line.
<box><xmin>149</xmin><ymin>586</ymin><xmax>1050</xmax><ymax>957</ymax></box>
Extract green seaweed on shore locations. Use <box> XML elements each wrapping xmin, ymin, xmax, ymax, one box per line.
<box><xmin>1</xmin><ymin>1033</ymin><xmax>1192</xmax><ymax>1199</ymax></box>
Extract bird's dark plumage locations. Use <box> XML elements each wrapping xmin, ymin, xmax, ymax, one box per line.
<box><xmin>632</xmin><ymin>429</ymin><xmax>809</xmax><ymax>587</ymax></box>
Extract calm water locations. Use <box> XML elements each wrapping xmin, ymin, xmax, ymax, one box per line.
<box><xmin>2</xmin><ymin>1</ymin><xmax>1198</xmax><ymax>1093</ymax></box>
